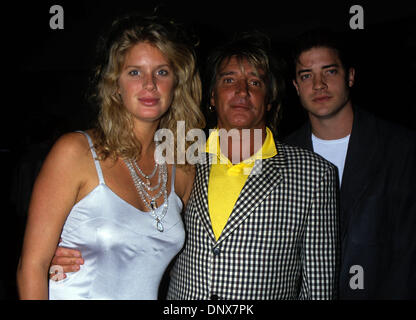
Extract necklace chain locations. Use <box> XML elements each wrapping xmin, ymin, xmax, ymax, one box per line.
<box><xmin>124</xmin><ymin>158</ymin><xmax>168</xmax><ymax>232</ymax></box>
<box><xmin>133</xmin><ymin>160</ymin><xmax>161</xmax><ymax>191</ymax></box>
<box><xmin>133</xmin><ymin>160</ymin><xmax>158</xmax><ymax>181</ymax></box>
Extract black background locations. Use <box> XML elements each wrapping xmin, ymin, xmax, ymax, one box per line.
<box><xmin>1</xmin><ymin>0</ymin><xmax>415</xmax><ymax>301</ymax></box>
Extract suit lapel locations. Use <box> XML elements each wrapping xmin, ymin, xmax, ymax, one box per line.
<box><xmin>216</xmin><ymin>144</ymin><xmax>285</xmax><ymax>244</ymax></box>
<box><xmin>193</xmin><ymin>153</ymin><xmax>216</xmax><ymax>244</ymax></box>
<box><xmin>339</xmin><ymin>108</ymin><xmax>380</xmax><ymax>240</ymax></box>
<box><xmin>286</xmin><ymin>109</ymin><xmax>381</xmax><ymax>241</ymax></box>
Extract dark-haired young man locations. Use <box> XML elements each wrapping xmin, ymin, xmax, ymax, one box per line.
<box><xmin>284</xmin><ymin>29</ymin><xmax>416</xmax><ymax>299</ymax></box>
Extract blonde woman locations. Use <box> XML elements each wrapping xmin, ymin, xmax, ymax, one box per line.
<box><xmin>17</xmin><ymin>14</ymin><xmax>205</xmax><ymax>300</ymax></box>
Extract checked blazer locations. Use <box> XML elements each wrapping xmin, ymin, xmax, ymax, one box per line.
<box><xmin>167</xmin><ymin>140</ymin><xmax>339</xmax><ymax>300</ymax></box>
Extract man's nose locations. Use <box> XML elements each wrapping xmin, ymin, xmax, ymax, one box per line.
<box><xmin>236</xmin><ymin>80</ymin><xmax>249</xmax><ymax>96</ymax></box>
<box><xmin>313</xmin><ymin>74</ymin><xmax>327</xmax><ymax>90</ymax></box>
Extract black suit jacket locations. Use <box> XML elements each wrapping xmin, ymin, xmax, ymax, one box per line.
<box><xmin>284</xmin><ymin>107</ymin><xmax>416</xmax><ymax>299</ymax></box>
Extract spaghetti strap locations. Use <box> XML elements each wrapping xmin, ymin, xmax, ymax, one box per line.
<box><xmin>76</xmin><ymin>131</ymin><xmax>105</xmax><ymax>185</ymax></box>
<box><xmin>171</xmin><ymin>165</ymin><xmax>176</xmax><ymax>192</ymax></box>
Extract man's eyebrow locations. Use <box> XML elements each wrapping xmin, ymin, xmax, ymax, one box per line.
<box><xmin>297</xmin><ymin>64</ymin><xmax>340</xmax><ymax>75</ymax></box>
<box><xmin>322</xmin><ymin>63</ymin><xmax>340</xmax><ymax>69</ymax></box>
<box><xmin>218</xmin><ymin>71</ymin><xmax>237</xmax><ymax>77</ymax></box>
<box><xmin>248</xmin><ymin>71</ymin><xmax>263</xmax><ymax>78</ymax></box>
<box><xmin>297</xmin><ymin>68</ymin><xmax>311</xmax><ymax>75</ymax></box>
<box><xmin>218</xmin><ymin>70</ymin><xmax>264</xmax><ymax>79</ymax></box>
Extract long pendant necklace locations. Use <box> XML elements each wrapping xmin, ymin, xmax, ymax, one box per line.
<box><xmin>124</xmin><ymin>158</ymin><xmax>168</xmax><ymax>232</ymax></box>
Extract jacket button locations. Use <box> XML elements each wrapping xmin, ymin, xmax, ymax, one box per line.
<box><xmin>212</xmin><ymin>248</ymin><xmax>220</xmax><ymax>256</ymax></box>
<box><xmin>210</xmin><ymin>294</ymin><xmax>219</xmax><ymax>300</ymax></box>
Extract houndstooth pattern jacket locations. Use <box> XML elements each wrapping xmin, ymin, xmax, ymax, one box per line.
<box><xmin>167</xmin><ymin>140</ymin><xmax>339</xmax><ymax>300</ymax></box>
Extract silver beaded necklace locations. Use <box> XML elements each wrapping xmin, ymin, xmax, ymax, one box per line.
<box><xmin>133</xmin><ymin>161</ymin><xmax>158</xmax><ymax>188</ymax></box>
<box><xmin>123</xmin><ymin>158</ymin><xmax>168</xmax><ymax>232</ymax></box>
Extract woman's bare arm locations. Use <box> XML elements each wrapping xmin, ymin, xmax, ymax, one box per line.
<box><xmin>16</xmin><ymin>133</ymin><xmax>89</xmax><ymax>299</ymax></box>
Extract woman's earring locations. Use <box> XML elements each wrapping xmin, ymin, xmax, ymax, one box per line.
<box><xmin>208</xmin><ymin>105</ymin><xmax>216</xmax><ymax>113</ymax></box>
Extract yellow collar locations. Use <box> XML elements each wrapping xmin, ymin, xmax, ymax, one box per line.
<box><xmin>205</xmin><ymin>127</ymin><xmax>277</xmax><ymax>166</ymax></box>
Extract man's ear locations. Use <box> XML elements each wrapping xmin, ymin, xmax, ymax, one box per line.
<box><xmin>210</xmin><ymin>90</ymin><xmax>215</xmax><ymax>107</ymax></box>
<box><xmin>292</xmin><ymin>79</ymin><xmax>300</xmax><ymax>95</ymax></box>
<box><xmin>348</xmin><ymin>67</ymin><xmax>355</xmax><ymax>88</ymax></box>
<box><xmin>267</xmin><ymin>103</ymin><xmax>272</xmax><ymax>112</ymax></box>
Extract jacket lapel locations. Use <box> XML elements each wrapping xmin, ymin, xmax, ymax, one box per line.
<box><xmin>284</xmin><ymin>108</ymin><xmax>381</xmax><ymax>241</ymax></box>
<box><xmin>339</xmin><ymin>108</ymin><xmax>380</xmax><ymax>240</ymax></box>
<box><xmin>216</xmin><ymin>143</ymin><xmax>285</xmax><ymax>244</ymax></box>
<box><xmin>193</xmin><ymin>153</ymin><xmax>216</xmax><ymax>244</ymax></box>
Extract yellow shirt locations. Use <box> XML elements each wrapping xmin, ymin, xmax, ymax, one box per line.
<box><xmin>207</xmin><ymin>127</ymin><xmax>277</xmax><ymax>240</ymax></box>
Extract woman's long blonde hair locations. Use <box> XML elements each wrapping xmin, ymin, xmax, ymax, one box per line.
<box><xmin>91</xmin><ymin>14</ymin><xmax>205</xmax><ymax>164</ymax></box>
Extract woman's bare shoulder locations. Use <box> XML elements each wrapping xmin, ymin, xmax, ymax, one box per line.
<box><xmin>39</xmin><ymin>131</ymin><xmax>96</xmax><ymax>177</ymax></box>
<box><xmin>51</xmin><ymin>131</ymin><xmax>92</xmax><ymax>158</ymax></box>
